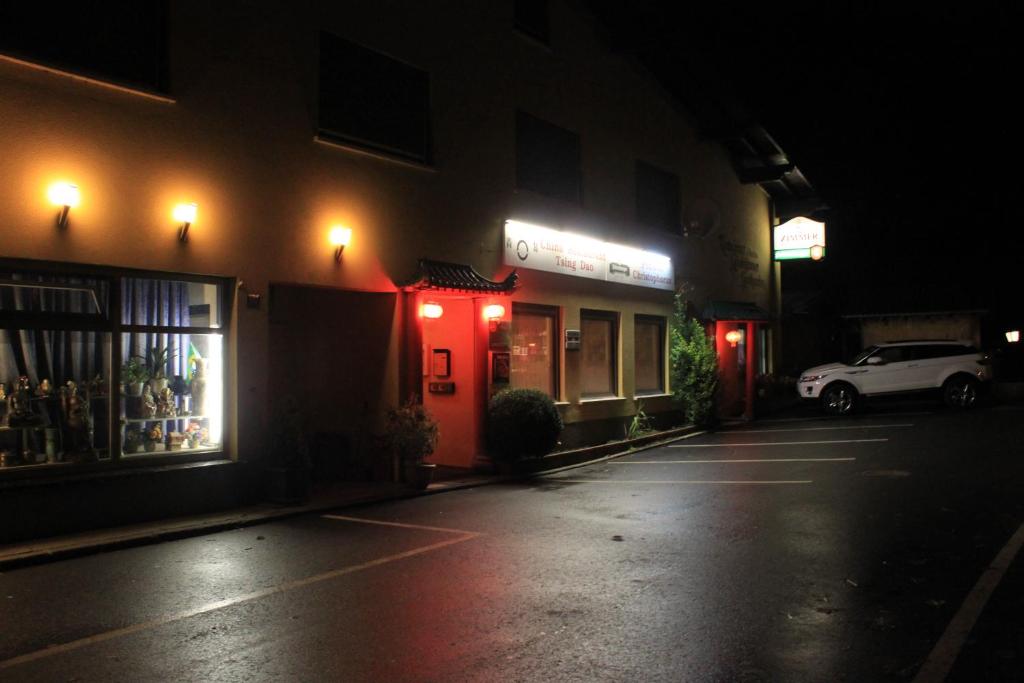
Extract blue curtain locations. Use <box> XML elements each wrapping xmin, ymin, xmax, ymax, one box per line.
<box><xmin>121</xmin><ymin>278</ymin><xmax>191</xmax><ymax>379</ymax></box>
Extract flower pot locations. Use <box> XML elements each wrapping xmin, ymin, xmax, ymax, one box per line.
<box><xmin>127</xmin><ymin>382</ymin><xmax>144</xmax><ymax>397</ymax></box>
<box><xmin>404</xmin><ymin>462</ymin><xmax>436</xmax><ymax>491</ymax></box>
<box><xmin>149</xmin><ymin>377</ymin><xmax>169</xmax><ymax>394</ymax></box>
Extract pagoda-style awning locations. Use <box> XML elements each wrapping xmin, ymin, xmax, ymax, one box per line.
<box><xmin>402</xmin><ymin>259</ymin><xmax>518</xmax><ymax>294</ymax></box>
<box><xmin>703</xmin><ymin>300</ymin><xmax>771</xmax><ymax>322</ymax></box>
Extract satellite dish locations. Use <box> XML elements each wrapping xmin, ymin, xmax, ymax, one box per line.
<box><xmin>684</xmin><ymin>197</ymin><xmax>721</xmax><ymax>238</ymax></box>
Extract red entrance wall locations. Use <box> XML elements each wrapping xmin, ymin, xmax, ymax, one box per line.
<box><xmin>714</xmin><ymin>321</ymin><xmax>758</xmax><ymax>419</ymax></box>
<box><xmin>419</xmin><ymin>296</ymin><xmax>486</xmax><ymax>469</ymax></box>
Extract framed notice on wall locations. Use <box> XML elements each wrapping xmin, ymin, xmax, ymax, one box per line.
<box><xmin>432</xmin><ymin>348</ymin><xmax>451</xmax><ymax>377</ymax></box>
<box><xmin>492</xmin><ymin>351</ymin><xmax>510</xmax><ymax>383</ymax></box>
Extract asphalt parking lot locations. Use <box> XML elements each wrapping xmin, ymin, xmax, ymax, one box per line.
<box><xmin>2</xmin><ymin>402</ymin><xmax>1023</xmax><ymax>681</ymax></box>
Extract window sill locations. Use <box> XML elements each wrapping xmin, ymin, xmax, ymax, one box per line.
<box><xmin>578</xmin><ymin>396</ymin><xmax>626</xmax><ymax>404</ymax></box>
<box><xmin>554</xmin><ymin>401</ymin><xmax>571</xmax><ymax>407</ymax></box>
<box><xmin>314</xmin><ymin>135</ymin><xmax>437</xmax><ymax>173</ymax></box>
<box><xmin>633</xmin><ymin>392</ymin><xmax>672</xmax><ymax>400</ymax></box>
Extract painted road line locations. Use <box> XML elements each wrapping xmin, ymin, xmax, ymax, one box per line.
<box><xmin>727</xmin><ymin>423</ymin><xmax>913</xmax><ymax>434</ymax></box>
<box><xmin>669</xmin><ymin>438</ymin><xmax>887</xmax><ymax>448</ymax></box>
<box><xmin>322</xmin><ymin>514</ymin><xmax>479</xmax><ymax>536</ymax></box>
<box><xmin>0</xmin><ymin>517</ymin><xmax>483</xmax><ymax>672</ymax></box>
<box><xmin>755</xmin><ymin>412</ymin><xmax>932</xmax><ymax>424</ymax></box>
<box><xmin>612</xmin><ymin>457</ymin><xmax>856</xmax><ymax>464</ymax></box>
<box><xmin>913</xmin><ymin>521</ymin><xmax>1024</xmax><ymax>683</ymax></box>
<box><xmin>555</xmin><ymin>479</ymin><xmax>813</xmax><ymax>485</ymax></box>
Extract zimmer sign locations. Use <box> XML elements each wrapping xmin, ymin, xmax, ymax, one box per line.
<box><xmin>503</xmin><ymin>220</ymin><xmax>674</xmax><ymax>290</ymax></box>
<box><xmin>773</xmin><ymin>216</ymin><xmax>826</xmax><ymax>261</ymax></box>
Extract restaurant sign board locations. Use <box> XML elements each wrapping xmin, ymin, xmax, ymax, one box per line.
<box><xmin>773</xmin><ymin>216</ymin><xmax>826</xmax><ymax>261</ymax></box>
<box><xmin>503</xmin><ymin>220</ymin><xmax>674</xmax><ymax>290</ymax></box>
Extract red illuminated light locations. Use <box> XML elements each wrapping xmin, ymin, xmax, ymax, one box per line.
<box><xmin>421</xmin><ymin>302</ymin><xmax>444</xmax><ymax>319</ymax></box>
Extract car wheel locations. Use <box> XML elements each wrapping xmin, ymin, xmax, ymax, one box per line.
<box><xmin>821</xmin><ymin>383</ymin><xmax>857</xmax><ymax>416</ymax></box>
<box><xmin>943</xmin><ymin>375</ymin><xmax>978</xmax><ymax>409</ymax></box>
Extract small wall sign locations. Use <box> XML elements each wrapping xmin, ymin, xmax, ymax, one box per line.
<box><xmin>565</xmin><ymin>329</ymin><xmax>581</xmax><ymax>351</ymax></box>
<box><xmin>428</xmin><ymin>381</ymin><xmax>455</xmax><ymax>394</ymax></box>
<box><xmin>432</xmin><ymin>348</ymin><xmax>451</xmax><ymax>377</ymax></box>
<box><xmin>491</xmin><ymin>351</ymin><xmax>510</xmax><ymax>383</ymax></box>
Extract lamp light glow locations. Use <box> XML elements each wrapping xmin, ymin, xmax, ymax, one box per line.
<box><xmin>421</xmin><ymin>302</ymin><xmax>443</xmax><ymax>319</ymax></box>
<box><xmin>725</xmin><ymin>329</ymin><xmax>743</xmax><ymax>347</ymax></box>
<box><xmin>1007</xmin><ymin>330</ymin><xmax>1020</xmax><ymax>343</ymax></box>
<box><xmin>329</xmin><ymin>226</ymin><xmax>352</xmax><ymax>261</ymax></box>
<box><xmin>484</xmin><ymin>304</ymin><xmax>506</xmax><ymax>320</ymax></box>
<box><xmin>174</xmin><ymin>202</ymin><xmax>198</xmax><ymax>242</ymax></box>
<box><xmin>48</xmin><ymin>182</ymin><xmax>80</xmax><ymax>228</ymax></box>
<box><xmin>809</xmin><ymin>244</ymin><xmax>825</xmax><ymax>261</ymax></box>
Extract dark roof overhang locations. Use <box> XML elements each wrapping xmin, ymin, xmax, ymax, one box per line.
<box><xmin>401</xmin><ymin>259</ymin><xmax>518</xmax><ymax>294</ymax></box>
<box><xmin>703</xmin><ymin>300</ymin><xmax>771</xmax><ymax>322</ymax></box>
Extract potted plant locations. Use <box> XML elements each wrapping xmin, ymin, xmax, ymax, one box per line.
<box><xmin>384</xmin><ymin>398</ymin><xmax>439</xmax><ymax>490</ymax></box>
<box><xmin>146</xmin><ymin>345</ymin><xmax>175</xmax><ymax>394</ymax></box>
<box><xmin>267</xmin><ymin>396</ymin><xmax>312</xmax><ymax>504</ymax></box>
<box><xmin>121</xmin><ymin>357</ymin><xmax>150</xmax><ymax>397</ymax></box>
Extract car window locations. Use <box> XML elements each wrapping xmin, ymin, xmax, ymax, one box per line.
<box><xmin>874</xmin><ymin>347</ymin><xmax>909</xmax><ymax>363</ymax></box>
<box><xmin>848</xmin><ymin>346</ymin><xmax>878</xmax><ymax>365</ymax></box>
<box><xmin>908</xmin><ymin>345</ymin><xmax>948</xmax><ymax>360</ymax></box>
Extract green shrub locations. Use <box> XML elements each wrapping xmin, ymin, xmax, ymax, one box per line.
<box><xmin>384</xmin><ymin>398</ymin><xmax>439</xmax><ymax>464</ymax></box>
<box><xmin>486</xmin><ymin>388</ymin><xmax>563</xmax><ymax>461</ymax></box>
<box><xmin>670</xmin><ymin>294</ymin><xmax>719</xmax><ymax>427</ymax></box>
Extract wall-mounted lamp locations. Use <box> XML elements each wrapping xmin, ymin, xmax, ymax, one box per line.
<box><xmin>174</xmin><ymin>202</ymin><xmax>198</xmax><ymax>242</ymax></box>
<box><xmin>1007</xmin><ymin>330</ymin><xmax>1020</xmax><ymax>343</ymax></box>
<box><xmin>724</xmin><ymin>329</ymin><xmax>744</xmax><ymax>347</ymax></box>
<box><xmin>421</xmin><ymin>302</ymin><xmax>444</xmax><ymax>319</ymax></box>
<box><xmin>484</xmin><ymin>304</ymin><xmax>506</xmax><ymax>320</ymax></box>
<box><xmin>329</xmin><ymin>226</ymin><xmax>352</xmax><ymax>261</ymax></box>
<box><xmin>48</xmin><ymin>182</ymin><xmax>80</xmax><ymax>228</ymax></box>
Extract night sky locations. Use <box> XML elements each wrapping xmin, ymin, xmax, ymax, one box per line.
<box><xmin>587</xmin><ymin>2</ymin><xmax>1020</xmax><ymax>327</ymax></box>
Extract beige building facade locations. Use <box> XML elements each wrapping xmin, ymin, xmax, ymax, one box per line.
<box><xmin>0</xmin><ymin>1</ymin><xmax>797</xmax><ymax>539</ymax></box>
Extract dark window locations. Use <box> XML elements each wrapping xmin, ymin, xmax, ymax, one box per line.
<box><xmin>318</xmin><ymin>32</ymin><xmax>432</xmax><ymax>163</ymax></box>
<box><xmin>636</xmin><ymin>161</ymin><xmax>681</xmax><ymax>232</ymax></box>
<box><xmin>516</xmin><ymin>111</ymin><xmax>581</xmax><ymax>204</ymax></box>
<box><xmin>511</xmin><ymin>304</ymin><xmax>559</xmax><ymax>398</ymax></box>
<box><xmin>581</xmin><ymin>310</ymin><xmax>618</xmax><ymax>397</ymax></box>
<box><xmin>910</xmin><ymin>344</ymin><xmax>977</xmax><ymax>360</ymax></box>
<box><xmin>0</xmin><ymin>2</ymin><xmax>168</xmax><ymax>93</ymax></box>
<box><xmin>634</xmin><ymin>315</ymin><xmax>665</xmax><ymax>395</ymax></box>
<box><xmin>515</xmin><ymin>0</ymin><xmax>549</xmax><ymax>44</ymax></box>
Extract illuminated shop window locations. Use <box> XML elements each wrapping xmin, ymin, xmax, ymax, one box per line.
<box><xmin>0</xmin><ymin>265</ymin><xmax>228</xmax><ymax>471</ymax></box>
<box><xmin>581</xmin><ymin>310</ymin><xmax>618</xmax><ymax>398</ymax></box>
<box><xmin>634</xmin><ymin>315</ymin><xmax>666</xmax><ymax>395</ymax></box>
<box><xmin>511</xmin><ymin>304</ymin><xmax>558</xmax><ymax>398</ymax></box>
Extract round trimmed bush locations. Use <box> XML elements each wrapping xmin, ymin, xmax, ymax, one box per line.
<box><xmin>486</xmin><ymin>388</ymin><xmax>563</xmax><ymax>461</ymax></box>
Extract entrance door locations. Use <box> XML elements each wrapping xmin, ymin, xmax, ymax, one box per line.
<box><xmin>419</xmin><ymin>298</ymin><xmax>484</xmax><ymax>469</ymax></box>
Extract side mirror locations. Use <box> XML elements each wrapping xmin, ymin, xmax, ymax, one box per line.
<box><xmin>866</xmin><ymin>356</ymin><xmax>885</xmax><ymax>365</ymax></box>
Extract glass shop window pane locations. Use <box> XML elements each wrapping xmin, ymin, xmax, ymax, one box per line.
<box><xmin>511</xmin><ymin>308</ymin><xmax>556</xmax><ymax>397</ymax></box>
<box><xmin>0</xmin><ymin>271</ymin><xmax>108</xmax><ymax>317</ymax></box>
<box><xmin>634</xmin><ymin>317</ymin><xmax>665</xmax><ymax>394</ymax></box>
<box><xmin>0</xmin><ymin>328</ymin><xmax>111</xmax><ymax>468</ymax></box>
<box><xmin>120</xmin><ymin>332</ymin><xmax>223</xmax><ymax>457</ymax></box>
<box><xmin>581</xmin><ymin>313</ymin><xmax>617</xmax><ymax>397</ymax></box>
<box><xmin>122</xmin><ymin>278</ymin><xmax>221</xmax><ymax>328</ymax></box>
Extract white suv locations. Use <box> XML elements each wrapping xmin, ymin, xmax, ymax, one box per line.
<box><xmin>798</xmin><ymin>341</ymin><xmax>992</xmax><ymax>415</ymax></box>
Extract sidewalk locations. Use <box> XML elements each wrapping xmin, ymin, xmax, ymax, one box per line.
<box><xmin>0</xmin><ymin>425</ymin><xmax>699</xmax><ymax>570</ymax></box>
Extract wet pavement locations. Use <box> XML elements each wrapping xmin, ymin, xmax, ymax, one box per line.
<box><xmin>1</xmin><ymin>400</ymin><xmax>1023</xmax><ymax>681</ymax></box>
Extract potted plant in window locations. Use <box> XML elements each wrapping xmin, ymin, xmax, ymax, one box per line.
<box><xmin>147</xmin><ymin>345</ymin><xmax>175</xmax><ymax>394</ymax></box>
<box><xmin>121</xmin><ymin>357</ymin><xmax>150</xmax><ymax>397</ymax></box>
<box><xmin>384</xmin><ymin>398</ymin><xmax>439</xmax><ymax>490</ymax></box>
<box><xmin>267</xmin><ymin>396</ymin><xmax>312</xmax><ymax>504</ymax></box>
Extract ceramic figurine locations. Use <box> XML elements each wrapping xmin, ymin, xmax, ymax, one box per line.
<box><xmin>145</xmin><ymin>424</ymin><xmax>163</xmax><ymax>452</ymax></box>
<box><xmin>157</xmin><ymin>386</ymin><xmax>177</xmax><ymax>418</ymax></box>
<box><xmin>123</xmin><ymin>428</ymin><xmax>143</xmax><ymax>453</ymax></box>
<box><xmin>0</xmin><ymin>382</ymin><xmax>8</xmax><ymax>402</ymax></box>
<box><xmin>191</xmin><ymin>358</ymin><xmax>207</xmax><ymax>416</ymax></box>
<box><xmin>141</xmin><ymin>385</ymin><xmax>157</xmax><ymax>419</ymax></box>
<box><xmin>65</xmin><ymin>381</ymin><xmax>93</xmax><ymax>453</ymax></box>
<box><xmin>36</xmin><ymin>378</ymin><xmax>52</xmax><ymax>397</ymax></box>
<box><xmin>8</xmin><ymin>376</ymin><xmax>34</xmax><ymax>427</ymax></box>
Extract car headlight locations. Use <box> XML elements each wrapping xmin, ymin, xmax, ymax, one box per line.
<box><xmin>800</xmin><ymin>373</ymin><xmax>828</xmax><ymax>382</ymax></box>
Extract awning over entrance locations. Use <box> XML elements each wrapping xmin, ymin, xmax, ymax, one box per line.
<box><xmin>402</xmin><ymin>259</ymin><xmax>518</xmax><ymax>294</ymax></box>
<box><xmin>703</xmin><ymin>300</ymin><xmax>770</xmax><ymax>322</ymax></box>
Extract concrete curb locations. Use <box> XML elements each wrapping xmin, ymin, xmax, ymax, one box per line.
<box><xmin>0</xmin><ymin>425</ymin><xmax>702</xmax><ymax>570</ymax></box>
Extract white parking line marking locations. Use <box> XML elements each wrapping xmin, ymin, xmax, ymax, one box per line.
<box><xmin>727</xmin><ymin>423</ymin><xmax>913</xmax><ymax>434</ymax></box>
<box><xmin>322</xmin><ymin>514</ymin><xmax>479</xmax><ymax>536</ymax></box>
<box><xmin>755</xmin><ymin>412</ymin><xmax>932</xmax><ymax>424</ymax></box>
<box><xmin>555</xmin><ymin>479</ymin><xmax>813</xmax><ymax>485</ymax></box>
<box><xmin>669</xmin><ymin>438</ymin><xmax>887</xmax><ymax>448</ymax></box>
<box><xmin>0</xmin><ymin>516</ymin><xmax>482</xmax><ymax>672</ymax></box>
<box><xmin>913</xmin><ymin>521</ymin><xmax>1024</xmax><ymax>683</ymax></box>
<box><xmin>612</xmin><ymin>457</ymin><xmax>856</xmax><ymax>464</ymax></box>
